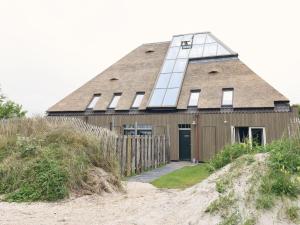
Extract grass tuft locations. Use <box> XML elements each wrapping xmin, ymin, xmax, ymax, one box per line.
<box><xmin>0</xmin><ymin>117</ymin><xmax>121</xmax><ymax>202</ymax></box>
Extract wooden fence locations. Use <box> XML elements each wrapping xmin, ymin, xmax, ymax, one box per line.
<box><xmin>115</xmin><ymin>135</ymin><xmax>170</xmax><ymax>176</ymax></box>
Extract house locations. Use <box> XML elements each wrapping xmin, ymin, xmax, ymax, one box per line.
<box><xmin>47</xmin><ymin>32</ymin><xmax>298</xmax><ymax>162</ymax></box>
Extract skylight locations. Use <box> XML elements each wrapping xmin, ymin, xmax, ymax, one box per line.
<box><xmin>148</xmin><ymin>32</ymin><xmax>235</xmax><ymax>108</ymax></box>
<box><xmin>108</xmin><ymin>93</ymin><xmax>121</xmax><ymax>109</ymax></box>
<box><xmin>132</xmin><ymin>92</ymin><xmax>144</xmax><ymax>108</ymax></box>
<box><xmin>222</xmin><ymin>89</ymin><xmax>234</xmax><ymax>106</ymax></box>
<box><xmin>87</xmin><ymin>94</ymin><xmax>100</xmax><ymax>110</ymax></box>
<box><xmin>188</xmin><ymin>90</ymin><xmax>200</xmax><ymax>107</ymax></box>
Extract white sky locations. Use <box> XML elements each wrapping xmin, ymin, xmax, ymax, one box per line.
<box><xmin>0</xmin><ymin>0</ymin><xmax>299</xmax><ymax>115</ymax></box>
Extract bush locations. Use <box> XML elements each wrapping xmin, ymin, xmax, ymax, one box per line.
<box><xmin>0</xmin><ymin>118</ymin><xmax>121</xmax><ymax>202</ymax></box>
<box><xmin>207</xmin><ymin>143</ymin><xmax>255</xmax><ymax>171</ymax></box>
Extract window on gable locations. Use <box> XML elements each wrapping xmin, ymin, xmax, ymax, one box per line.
<box><xmin>108</xmin><ymin>93</ymin><xmax>121</xmax><ymax>109</ymax></box>
<box><xmin>86</xmin><ymin>94</ymin><xmax>101</xmax><ymax>110</ymax></box>
<box><xmin>188</xmin><ymin>90</ymin><xmax>200</xmax><ymax>107</ymax></box>
<box><xmin>222</xmin><ymin>89</ymin><xmax>234</xmax><ymax>106</ymax></box>
<box><xmin>132</xmin><ymin>92</ymin><xmax>145</xmax><ymax>108</ymax></box>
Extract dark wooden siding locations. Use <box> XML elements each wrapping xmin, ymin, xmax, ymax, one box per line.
<box><xmin>57</xmin><ymin>107</ymin><xmax>298</xmax><ymax>161</ymax></box>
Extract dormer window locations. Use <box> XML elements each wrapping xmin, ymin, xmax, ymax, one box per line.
<box><xmin>188</xmin><ymin>90</ymin><xmax>200</xmax><ymax>107</ymax></box>
<box><xmin>108</xmin><ymin>93</ymin><xmax>122</xmax><ymax>109</ymax></box>
<box><xmin>132</xmin><ymin>92</ymin><xmax>145</xmax><ymax>108</ymax></box>
<box><xmin>222</xmin><ymin>88</ymin><xmax>234</xmax><ymax>106</ymax></box>
<box><xmin>86</xmin><ymin>94</ymin><xmax>101</xmax><ymax>110</ymax></box>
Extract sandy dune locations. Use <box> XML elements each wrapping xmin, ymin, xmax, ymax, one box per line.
<box><xmin>0</xmin><ymin>155</ymin><xmax>297</xmax><ymax>225</ymax></box>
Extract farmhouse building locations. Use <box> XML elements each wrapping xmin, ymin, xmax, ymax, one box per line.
<box><xmin>47</xmin><ymin>32</ymin><xmax>298</xmax><ymax>162</ymax></box>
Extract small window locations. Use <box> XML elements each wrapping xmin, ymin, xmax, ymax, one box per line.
<box><xmin>108</xmin><ymin>93</ymin><xmax>121</xmax><ymax>109</ymax></box>
<box><xmin>181</xmin><ymin>40</ymin><xmax>192</xmax><ymax>49</ymax></box>
<box><xmin>110</xmin><ymin>78</ymin><xmax>119</xmax><ymax>81</ymax></box>
<box><xmin>86</xmin><ymin>94</ymin><xmax>100</xmax><ymax>110</ymax></box>
<box><xmin>132</xmin><ymin>92</ymin><xmax>145</xmax><ymax>108</ymax></box>
<box><xmin>222</xmin><ymin>89</ymin><xmax>233</xmax><ymax>106</ymax></box>
<box><xmin>188</xmin><ymin>90</ymin><xmax>200</xmax><ymax>107</ymax></box>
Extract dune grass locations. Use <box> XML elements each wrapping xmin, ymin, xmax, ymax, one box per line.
<box><xmin>151</xmin><ymin>164</ymin><xmax>210</xmax><ymax>189</ymax></box>
<box><xmin>0</xmin><ymin>117</ymin><xmax>121</xmax><ymax>202</ymax></box>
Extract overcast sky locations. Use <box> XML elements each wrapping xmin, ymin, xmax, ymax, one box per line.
<box><xmin>0</xmin><ymin>0</ymin><xmax>299</xmax><ymax>115</ymax></box>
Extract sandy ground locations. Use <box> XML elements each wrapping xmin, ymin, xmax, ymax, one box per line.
<box><xmin>0</xmin><ymin>155</ymin><xmax>298</xmax><ymax>225</ymax></box>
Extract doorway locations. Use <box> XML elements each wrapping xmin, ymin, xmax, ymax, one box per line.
<box><xmin>179</xmin><ymin>124</ymin><xmax>191</xmax><ymax>161</ymax></box>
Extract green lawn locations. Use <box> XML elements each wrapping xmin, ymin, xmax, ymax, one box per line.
<box><xmin>151</xmin><ymin>164</ymin><xmax>211</xmax><ymax>189</ymax></box>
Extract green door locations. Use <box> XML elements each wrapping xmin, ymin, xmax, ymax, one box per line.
<box><xmin>179</xmin><ymin>129</ymin><xmax>191</xmax><ymax>161</ymax></box>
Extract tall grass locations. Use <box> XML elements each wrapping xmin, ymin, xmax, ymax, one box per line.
<box><xmin>0</xmin><ymin>117</ymin><xmax>121</xmax><ymax>202</ymax></box>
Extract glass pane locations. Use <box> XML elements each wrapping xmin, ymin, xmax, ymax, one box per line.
<box><xmin>222</xmin><ymin>90</ymin><xmax>233</xmax><ymax>105</ymax></box>
<box><xmin>193</xmin><ymin>34</ymin><xmax>206</xmax><ymax>45</ymax></box>
<box><xmin>173</xmin><ymin>59</ymin><xmax>188</xmax><ymax>72</ymax></box>
<box><xmin>132</xmin><ymin>93</ymin><xmax>144</xmax><ymax>108</ymax></box>
<box><xmin>166</xmin><ymin>47</ymin><xmax>180</xmax><ymax>59</ymax></box>
<box><xmin>161</xmin><ymin>60</ymin><xmax>175</xmax><ymax>73</ymax></box>
<box><xmin>109</xmin><ymin>95</ymin><xmax>121</xmax><ymax>108</ymax></box>
<box><xmin>205</xmin><ymin>34</ymin><xmax>216</xmax><ymax>44</ymax></box>
<box><xmin>171</xmin><ymin>36</ymin><xmax>183</xmax><ymax>47</ymax></box>
<box><xmin>177</xmin><ymin>47</ymin><xmax>190</xmax><ymax>59</ymax></box>
<box><xmin>168</xmin><ymin>73</ymin><xmax>184</xmax><ymax>88</ymax></box>
<box><xmin>182</xmin><ymin>34</ymin><xmax>193</xmax><ymax>42</ymax></box>
<box><xmin>189</xmin><ymin>44</ymin><xmax>204</xmax><ymax>58</ymax></box>
<box><xmin>203</xmin><ymin>43</ymin><xmax>218</xmax><ymax>57</ymax></box>
<box><xmin>155</xmin><ymin>73</ymin><xmax>171</xmax><ymax>88</ymax></box>
<box><xmin>188</xmin><ymin>91</ymin><xmax>200</xmax><ymax>106</ymax></box>
<box><xmin>87</xmin><ymin>96</ymin><xmax>100</xmax><ymax>109</ymax></box>
<box><xmin>217</xmin><ymin>44</ymin><xmax>230</xmax><ymax>56</ymax></box>
<box><xmin>162</xmin><ymin>88</ymin><xmax>179</xmax><ymax>106</ymax></box>
<box><xmin>149</xmin><ymin>89</ymin><xmax>166</xmax><ymax>106</ymax></box>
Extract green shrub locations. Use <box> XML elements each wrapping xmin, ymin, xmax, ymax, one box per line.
<box><xmin>208</xmin><ymin>143</ymin><xmax>254</xmax><ymax>171</ymax></box>
<box><xmin>0</xmin><ymin>118</ymin><xmax>121</xmax><ymax>202</ymax></box>
<box><xmin>6</xmin><ymin>158</ymin><xmax>68</xmax><ymax>201</ymax></box>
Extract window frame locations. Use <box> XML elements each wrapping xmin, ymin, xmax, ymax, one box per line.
<box><xmin>86</xmin><ymin>94</ymin><xmax>101</xmax><ymax>110</ymax></box>
<box><xmin>221</xmin><ymin>88</ymin><xmax>234</xmax><ymax>107</ymax></box>
<box><xmin>131</xmin><ymin>92</ymin><xmax>145</xmax><ymax>109</ymax></box>
<box><xmin>188</xmin><ymin>90</ymin><xmax>201</xmax><ymax>107</ymax></box>
<box><xmin>108</xmin><ymin>93</ymin><xmax>122</xmax><ymax>109</ymax></box>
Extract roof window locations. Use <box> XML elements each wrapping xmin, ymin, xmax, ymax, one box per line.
<box><xmin>108</xmin><ymin>93</ymin><xmax>122</xmax><ymax>109</ymax></box>
<box><xmin>86</xmin><ymin>94</ymin><xmax>101</xmax><ymax>110</ymax></box>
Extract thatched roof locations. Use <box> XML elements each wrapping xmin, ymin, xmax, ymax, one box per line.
<box><xmin>48</xmin><ymin>38</ymin><xmax>288</xmax><ymax>112</ymax></box>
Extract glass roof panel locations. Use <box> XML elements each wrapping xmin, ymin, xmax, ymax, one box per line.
<box><xmin>203</xmin><ymin>43</ymin><xmax>218</xmax><ymax>57</ymax></box>
<box><xmin>182</xmin><ymin>34</ymin><xmax>193</xmax><ymax>42</ymax></box>
<box><xmin>217</xmin><ymin>44</ymin><xmax>230</xmax><ymax>56</ymax></box>
<box><xmin>189</xmin><ymin>44</ymin><xmax>204</xmax><ymax>58</ymax></box>
<box><xmin>166</xmin><ymin>47</ymin><xmax>180</xmax><ymax>59</ymax></box>
<box><xmin>155</xmin><ymin>73</ymin><xmax>171</xmax><ymax>88</ymax></box>
<box><xmin>161</xmin><ymin>60</ymin><xmax>175</xmax><ymax>73</ymax></box>
<box><xmin>162</xmin><ymin>88</ymin><xmax>179</xmax><ymax>106</ymax></box>
<box><xmin>173</xmin><ymin>59</ymin><xmax>188</xmax><ymax>73</ymax></box>
<box><xmin>168</xmin><ymin>73</ymin><xmax>184</xmax><ymax>88</ymax></box>
<box><xmin>171</xmin><ymin>36</ymin><xmax>183</xmax><ymax>47</ymax></box>
<box><xmin>205</xmin><ymin>34</ymin><xmax>216</xmax><ymax>44</ymax></box>
<box><xmin>148</xmin><ymin>32</ymin><xmax>235</xmax><ymax>108</ymax></box>
<box><xmin>177</xmin><ymin>47</ymin><xmax>190</xmax><ymax>59</ymax></box>
<box><xmin>149</xmin><ymin>89</ymin><xmax>166</xmax><ymax>106</ymax></box>
<box><xmin>193</xmin><ymin>34</ymin><xmax>206</xmax><ymax>45</ymax></box>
